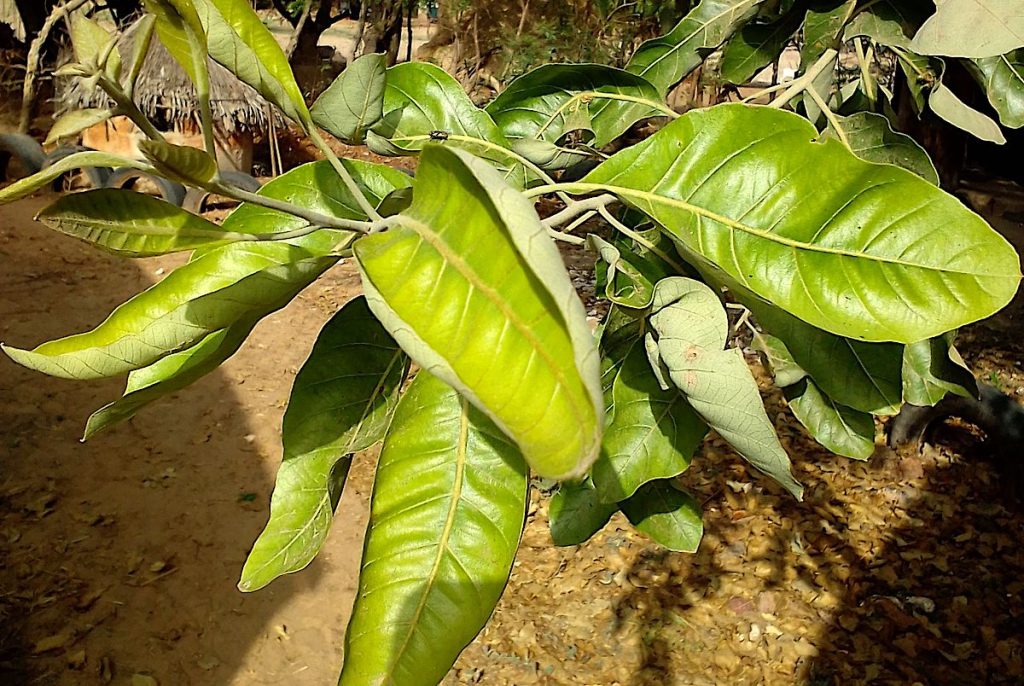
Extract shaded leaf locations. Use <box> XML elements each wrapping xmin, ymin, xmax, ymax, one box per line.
<box><xmin>592</xmin><ymin>345</ymin><xmax>706</xmax><ymax>503</ymax></box>
<box><xmin>969</xmin><ymin>50</ymin><xmax>1024</xmax><ymax>129</ymax></box>
<box><xmin>751</xmin><ymin>331</ymin><xmax>807</xmax><ymax>388</ymax></box>
<box><xmin>620</xmin><ymin>480</ymin><xmax>703</xmax><ymax>552</ymax></box>
<box><xmin>647</xmin><ymin>277</ymin><xmax>803</xmax><ymax>498</ymax></box>
<box><xmin>929</xmin><ymin>81</ymin><xmax>1007</xmax><ymax>143</ymax></box>
<box><xmin>36</xmin><ymin>189</ymin><xmax>245</xmax><ymax>256</ymax></box>
<box><xmin>338</xmin><ymin>372</ymin><xmax>528</xmax><ymax>686</ymax></box>
<box><xmin>589</xmin><ymin>234</ymin><xmax>656</xmax><ymax>309</ymax></box>
<box><xmin>549</xmin><ymin>478</ymin><xmax>617</xmax><ymax>546</ymax></box>
<box><xmin>784</xmin><ymin>378</ymin><xmax>876</xmax><ymax>459</ymax></box>
<box><xmin>45</xmin><ymin>108</ymin><xmax>114</xmax><ymax>146</ymax></box>
<box><xmin>138</xmin><ymin>140</ymin><xmax>218</xmax><ymax>185</ymax></box>
<box><xmin>822</xmin><ymin>111</ymin><xmax>940</xmax><ymax>184</ymax></box>
<box><xmin>311</xmin><ymin>53</ymin><xmax>387</xmax><ymax>144</ymax></box>
<box><xmin>240</xmin><ymin>297</ymin><xmax>408</xmax><ymax>591</ymax></box>
<box><xmin>355</xmin><ymin>146</ymin><xmax>603</xmax><ymax>479</ymax></box>
<box><xmin>720</xmin><ymin>13</ymin><xmax>802</xmax><ymax>84</ymax></box>
<box><xmin>903</xmin><ymin>334</ymin><xmax>979</xmax><ymax>406</ymax></box>
<box><xmin>802</xmin><ymin>0</ymin><xmax>856</xmax><ymax>67</ymax></box>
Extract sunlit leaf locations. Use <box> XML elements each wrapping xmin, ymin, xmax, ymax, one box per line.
<box><xmin>486</xmin><ymin>63</ymin><xmax>666</xmax><ymax>147</ymax></box>
<box><xmin>911</xmin><ymin>0</ymin><xmax>1024</xmax><ymax>59</ymax></box>
<box><xmin>138</xmin><ymin>140</ymin><xmax>218</xmax><ymax>185</ymax></box>
<box><xmin>45</xmin><ymin>108</ymin><xmax>114</xmax><ymax>146</ymax></box>
<box><xmin>627</xmin><ymin>0</ymin><xmax>766</xmax><ymax>94</ymax></box>
<box><xmin>338</xmin><ymin>372</ymin><xmax>527</xmax><ymax>686</ymax></box>
<box><xmin>583</xmin><ymin>104</ymin><xmax>1021</xmax><ymax>343</ymax></box>
<box><xmin>240</xmin><ymin>297</ymin><xmax>408</xmax><ymax>592</ymax></box>
<box><xmin>356</xmin><ymin>146</ymin><xmax>603</xmax><ymax>479</ymax></box>
<box><xmin>0</xmin><ymin>151</ymin><xmax>146</xmax><ymax>205</ymax></box>
<box><xmin>784</xmin><ymin>378</ymin><xmax>876</xmax><ymax>459</ymax></box>
<box><xmin>822</xmin><ymin>111</ymin><xmax>940</xmax><ymax>184</ymax></box>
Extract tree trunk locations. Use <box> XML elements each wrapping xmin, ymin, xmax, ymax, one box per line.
<box><xmin>364</xmin><ymin>0</ymin><xmax>404</xmax><ymax>66</ymax></box>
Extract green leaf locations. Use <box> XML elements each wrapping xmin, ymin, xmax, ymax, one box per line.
<box><xmin>0</xmin><ymin>151</ymin><xmax>146</xmax><ymax>205</ymax></box>
<box><xmin>897</xmin><ymin>50</ymin><xmax>938</xmax><ymax>113</ymax></box>
<box><xmin>367</xmin><ymin>62</ymin><xmax>527</xmax><ymax>187</ymax></box>
<box><xmin>240</xmin><ymin>297</ymin><xmax>408</xmax><ymax>592</ymax></box>
<box><xmin>45</xmin><ymin>108</ymin><xmax>114</xmax><ymax>146</ymax></box>
<box><xmin>339</xmin><ymin>372</ymin><xmax>528</xmax><ymax>686</ymax></box>
<box><xmin>2</xmin><ymin>241</ymin><xmax>336</xmax><ymax>380</ymax></box>
<box><xmin>84</xmin><ymin>318</ymin><xmax>257</xmax><ymax>439</ymax></box>
<box><xmin>485</xmin><ymin>63</ymin><xmax>666</xmax><ymax>147</ymax></box>
<box><xmin>784</xmin><ymin>378</ymin><xmax>876</xmax><ymax>459</ymax></box>
<box><xmin>599</xmin><ymin>305</ymin><xmax>645</xmax><ymax>414</ymax></box>
<box><xmin>969</xmin><ymin>50</ymin><xmax>1024</xmax><ymax>129</ymax></box>
<box><xmin>589</xmin><ymin>234</ymin><xmax>656</xmax><ymax>309</ymax></box>
<box><xmin>647</xmin><ymin>279</ymin><xmax>803</xmax><ymax>499</ymax></box>
<box><xmin>620</xmin><ymin>480</ymin><xmax>703</xmax><ymax>552</ymax></box>
<box><xmin>223</xmin><ymin>158</ymin><xmax>412</xmax><ymax>235</ymax></box>
<box><xmin>626</xmin><ymin>0</ymin><xmax>765</xmax><ymax>94</ymax></box>
<box><xmin>822</xmin><ymin>111</ymin><xmax>940</xmax><ymax>184</ymax></box>
<box><xmin>592</xmin><ymin>345</ymin><xmax>706</xmax><ymax>503</ymax></box>
<box><xmin>138</xmin><ymin>140</ymin><xmax>218</xmax><ymax>185</ymax></box>
<box><xmin>910</xmin><ymin>0</ymin><xmax>1024</xmax><ymax>59</ymax></box>
<box><xmin>144</xmin><ymin>0</ymin><xmax>203</xmax><ymax>82</ymax></box>
<box><xmin>747</xmin><ymin>294</ymin><xmax>904</xmax><ymax>415</ymax></box>
<box><xmin>355</xmin><ymin>146</ymin><xmax>603</xmax><ymax>480</ymax></box>
<box><xmin>844</xmin><ymin>0</ymin><xmax>925</xmax><ymax>50</ymax></box>
<box><xmin>193</xmin><ymin>0</ymin><xmax>310</xmax><ymax>123</ymax></box>
<box><xmin>751</xmin><ymin>331</ymin><xmax>807</xmax><ymax>388</ymax></box>
<box><xmin>510</xmin><ymin>138</ymin><xmax>592</xmax><ymax>171</ymax></box>
<box><xmin>124</xmin><ymin>13</ymin><xmax>157</xmax><ymax>93</ymax></box>
<box><xmin>902</xmin><ymin>333</ymin><xmax>979</xmax><ymax>406</ymax></box>
<box><xmin>36</xmin><ymin>189</ymin><xmax>246</xmax><ymax>256</ymax></box>
<box><xmin>70</xmin><ymin>14</ymin><xmax>118</xmax><ymax>70</ymax></box>
<box><xmin>802</xmin><ymin>0</ymin><xmax>856</xmax><ymax>67</ymax></box>
<box><xmin>582</xmin><ymin>104</ymin><xmax>1021</xmax><ymax>343</ymax></box>
<box><xmin>311</xmin><ymin>53</ymin><xmax>387</xmax><ymax>144</ymax></box>
<box><xmin>549</xmin><ymin>478</ymin><xmax>617</xmax><ymax>546</ymax></box>
<box><xmin>719</xmin><ymin>13</ymin><xmax>802</xmax><ymax>84</ymax></box>
<box><xmin>929</xmin><ymin>81</ymin><xmax>1007</xmax><ymax>144</ymax></box>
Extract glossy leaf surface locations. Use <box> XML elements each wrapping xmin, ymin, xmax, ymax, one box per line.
<box><xmin>627</xmin><ymin>0</ymin><xmax>765</xmax><ymax>94</ymax></box>
<box><xmin>583</xmin><ymin>104</ymin><xmax>1021</xmax><ymax>343</ymax></box>
<box><xmin>486</xmin><ymin>63</ymin><xmax>665</xmax><ymax>147</ymax></box>
<box><xmin>311</xmin><ymin>53</ymin><xmax>387</xmax><ymax>144</ymax></box>
<box><xmin>240</xmin><ymin>297</ymin><xmax>408</xmax><ymax>592</ymax></box>
<box><xmin>355</xmin><ymin>146</ymin><xmax>603</xmax><ymax>479</ymax></box>
<box><xmin>339</xmin><ymin>372</ymin><xmax>527</xmax><ymax>686</ymax></box>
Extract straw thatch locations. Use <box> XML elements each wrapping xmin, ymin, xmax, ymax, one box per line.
<box><xmin>59</xmin><ymin>17</ymin><xmax>277</xmax><ymax>134</ymax></box>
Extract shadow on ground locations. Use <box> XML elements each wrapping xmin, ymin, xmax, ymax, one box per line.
<box><xmin>0</xmin><ymin>195</ymin><xmax>368</xmax><ymax>685</ymax></box>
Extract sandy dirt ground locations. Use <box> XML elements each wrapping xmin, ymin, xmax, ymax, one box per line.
<box><xmin>1</xmin><ymin>183</ymin><xmax>1024</xmax><ymax>686</ymax></box>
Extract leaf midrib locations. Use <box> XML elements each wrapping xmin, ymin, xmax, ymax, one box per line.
<box><xmin>569</xmin><ymin>182</ymin><xmax>1018</xmax><ymax>277</ymax></box>
<box><xmin>383</xmin><ymin>396</ymin><xmax>470</xmax><ymax>678</ymax></box>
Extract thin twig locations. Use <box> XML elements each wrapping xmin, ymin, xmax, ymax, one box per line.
<box><xmin>768</xmin><ymin>49</ymin><xmax>838</xmax><ymax>109</ymax></box>
<box><xmin>806</xmin><ymin>85</ymin><xmax>849</xmax><ymax>148</ymax></box>
<box><xmin>541</xmin><ymin>194</ymin><xmax>617</xmax><ymax>228</ymax></box>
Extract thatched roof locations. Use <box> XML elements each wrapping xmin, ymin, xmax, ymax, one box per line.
<box><xmin>59</xmin><ymin>17</ymin><xmax>277</xmax><ymax>133</ymax></box>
